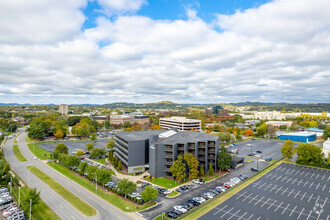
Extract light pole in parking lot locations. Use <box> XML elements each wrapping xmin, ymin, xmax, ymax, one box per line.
<box><xmin>19</xmin><ymin>187</ymin><xmax>21</xmax><ymax>206</ymax></box>
<box><xmin>29</xmin><ymin>199</ymin><xmax>32</xmax><ymax>220</ymax></box>
<box><xmin>247</xmin><ymin>144</ymin><xmax>253</xmax><ymax>155</ymax></box>
<box><xmin>92</xmin><ymin>173</ymin><xmax>97</xmax><ymax>194</ymax></box>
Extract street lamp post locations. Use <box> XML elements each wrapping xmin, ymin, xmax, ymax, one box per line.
<box><xmin>29</xmin><ymin>199</ymin><xmax>32</xmax><ymax>220</ymax></box>
<box><xmin>10</xmin><ymin>177</ymin><xmax>12</xmax><ymax>193</ymax></box>
<box><xmin>257</xmin><ymin>157</ymin><xmax>259</xmax><ymax>170</ymax></box>
<box><xmin>19</xmin><ymin>187</ymin><xmax>21</xmax><ymax>206</ymax></box>
<box><xmin>92</xmin><ymin>173</ymin><xmax>97</xmax><ymax>194</ymax></box>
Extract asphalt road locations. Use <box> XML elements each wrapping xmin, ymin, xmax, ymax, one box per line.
<box><xmin>3</xmin><ymin>129</ymin><xmax>136</xmax><ymax>220</ymax></box>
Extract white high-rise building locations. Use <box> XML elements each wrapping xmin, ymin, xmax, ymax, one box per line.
<box><xmin>159</xmin><ymin>117</ymin><xmax>201</xmax><ymax>131</ymax></box>
<box><xmin>59</xmin><ymin>104</ymin><xmax>69</xmax><ymax>115</ymax></box>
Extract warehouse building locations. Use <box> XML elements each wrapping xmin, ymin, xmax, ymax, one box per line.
<box><xmin>278</xmin><ymin>132</ymin><xmax>317</xmax><ymax>143</ymax></box>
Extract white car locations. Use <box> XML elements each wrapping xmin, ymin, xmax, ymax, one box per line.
<box><xmin>163</xmin><ymin>189</ymin><xmax>172</xmax><ymax>195</ymax></box>
<box><xmin>192</xmin><ymin>179</ymin><xmax>204</xmax><ymax>184</ymax></box>
<box><xmin>173</xmin><ymin>206</ymin><xmax>187</xmax><ymax>213</ymax></box>
<box><xmin>255</xmin><ymin>154</ymin><xmax>262</xmax><ymax>158</ymax></box>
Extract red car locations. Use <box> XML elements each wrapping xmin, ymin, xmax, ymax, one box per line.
<box><xmin>224</xmin><ymin>169</ymin><xmax>231</xmax><ymax>172</ymax></box>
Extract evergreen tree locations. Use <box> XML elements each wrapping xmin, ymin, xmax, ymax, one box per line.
<box><xmin>208</xmin><ymin>163</ymin><xmax>214</xmax><ymax>176</ymax></box>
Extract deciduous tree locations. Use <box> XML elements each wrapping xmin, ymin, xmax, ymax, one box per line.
<box><xmin>117</xmin><ymin>179</ymin><xmax>136</xmax><ymax>198</ymax></box>
<box><xmin>170</xmin><ymin>155</ymin><xmax>186</xmax><ymax>182</ymax></box>
<box><xmin>217</xmin><ymin>146</ymin><xmax>231</xmax><ymax>172</ymax></box>
<box><xmin>296</xmin><ymin>143</ymin><xmax>324</xmax><ymax>166</ymax></box>
<box><xmin>55</xmin><ymin>144</ymin><xmax>68</xmax><ymax>154</ymax></box>
<box><xmin>281</xmin><ymin>140</ymin><xmax>296</xmax><ymax>159</ymax></box>
<box><xmin>141</xmin><ymin>185</ymin><xmax>158</xmax><ymax>203</ymax></box>
<box><xmin>184</xmin><ymin>153</ymin><xmax>199</xmax><ymax>180</ymax></box>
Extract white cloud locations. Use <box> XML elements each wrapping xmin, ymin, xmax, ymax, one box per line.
<box><xmin>0</xmin><ymin>0</ymin><xmax>330</xmax><ymax>104</ymax></box>
<box><xmin>0</xmin><ymin>0</ymin><xmax>87</xmax><ymax>44</ymax></box>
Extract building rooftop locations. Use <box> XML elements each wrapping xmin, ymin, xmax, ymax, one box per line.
<box><xmin>279</xmin><ymin>132</ymin><xmax>316</xmax><ymax>137</ymax></box>
<box><xmin>160</xmin><ymin>117</ymin><xmax>201</xmax><ymax>123</ymax></box>
<box><xmin>155</xmin><ymin>131</ymin><xmax>218</xmax><ymax>145</ymax></box>
<box><xmin>266</xmin><ymin>121</ymin><xmax>292</xmax><ymax>124</ymax></box>
<box><xmin>116</xmin><ymin>130</ymin><xmax>166</xmax><ymax>141</ymax></box>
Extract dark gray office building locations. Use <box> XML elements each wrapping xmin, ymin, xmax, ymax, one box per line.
<box><xmin>149</xmin><ymin>130</ymin><xmax>219</xmax><ymax>178</ymax></box>
<box><xmin>114</xmin><ymin>130</ymin><xmax>219</xmax><ymax>177</ymax></box>
<box><xmin>114</xmin><ymin>130</ymin><xmax>165</xmax><ymax>174</ymax></box>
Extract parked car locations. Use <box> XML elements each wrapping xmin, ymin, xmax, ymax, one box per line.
<box><xmin>256</xmin><ymin>150</ymin><xmax>262</xmax><ymax>153</ymax></box>
<box><xmin>251</xmin><ymin>167</ymin><xmax>259</xmax><ymax>172</ymax></box>
<box><xmin>255</xmin><ymin>154</ymin><xmax>262</xmax><ymax>158</ymax></box>
<box><xmin>166</xmin><ymin>212</ymin><xmax>178</xmax><ymax>219</ymax></box>
<box><xmin>223</xmin><ymin>168</ymin><xmax>231</xmax><ymax>172</ymax></box>
<box><xmin>188</xmin><ymin>199</ymin><xmax>200</xmax><ymax>206</ymax></box>
<box><xmin>192</xmin><ymin>179</ymin><xmax>204</xmax><ymax>184</ymax></box>
<box><xmin>141</xmin><ymin>182</ymin><xmax>150</xmax><ymax>188</ymax></box>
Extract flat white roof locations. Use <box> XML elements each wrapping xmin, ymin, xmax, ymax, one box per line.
<box><xmin>160</xmin><ymin>117</ymin><xmax>200</xmax><ymax>123</ymax></box>
<box><xmin>280</xmin><ymin>132</ymin><xmax>316</xmax><ymax>137</ymax></box>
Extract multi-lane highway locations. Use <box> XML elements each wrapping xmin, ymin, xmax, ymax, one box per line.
<box><xmin>3</xmin><ymin>129</ymin><xmax>138</xmax><ymax>220</ymax></box>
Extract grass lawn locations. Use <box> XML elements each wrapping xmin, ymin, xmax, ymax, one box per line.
<box><xmin>93</xmin><ymin>158</ymin><xmax>106</xmax><ymax>164</ymax></box>
<box><xmin>180</xmin><ymin>160</ymin><xmax>284</xmax><ymax>220</ymax></box>
<box><xmin>27</xmin><ymin>166</ymin><xmax>97</xmax><ymax>216</ymax></box>
<box><xmin>148</xmin><ymin>177</ymin><xmax>187</xmax><ymax>189</ymax></box>
<box><xmin>27</xmin><ymin>143</ymin><xmax>51</xmax><ymax>160</ymax></box>
<box><xmin>12</xmin><ymin>186</ymin><xmax>60</xmax><ymax>220</ymax></box>
<box><xmin>245</xmin><ymin>158</ymin><xmax>253</xmax><ymax>162</ymax></box>
<box><xmin>12</xmin><ymin>145</ymin><xmax>27</xmax><ymax>162</ymax></box>
<box><xmin>153</xmin><ymin>215</ymin><xmax>170</xmax><ymax>220</ymax></box>
<box><xmin>48</xmin><ymin>162</ymin><xmax>156</xmax><ymax>212</ymax></box>
<box><xmin>167</xmin><ymin>191</ymin><xmax>179</xmax><ymax>197</ymax></box>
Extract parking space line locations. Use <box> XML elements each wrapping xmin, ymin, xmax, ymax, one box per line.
<box><xmin>292</xmin><ymin>178</ymin><xmax>297</xmax><ymax>185</ymax></box>
<box><xmin>281</xmin><ymin>188</ymin><xmax>288</xmax><ymax>195</ymax></box>
<box><xmin>296</xmin><ymin>179</ymin><xmax>303</xmax><ymax>186</ymax></box>
<box><xmin>253</xmin><ymin>181</ymin><xmax>261</xmax><ymax>188</ymax></box>
<box><xmin>281</xmin><ymin>203</ymin><xmax>290</xmax><ymax>214</ymax></box>
<box><xmin>294</xmin><ymin>190</ymin><xmax>301</xmax><ymax>199</ymax></box>
<box><xmin>290</xmin><ymin>205</ymin><xmax>297</xmax><ymax>216</ymax></box>
<box><xmin>297</xmin><ymin>208</ymin><xmax>305</xmax><ymax>219</ymax></box>
<box><xmin>308</xmin><ymin>194</ymin><xmax>314</xmax><ymax>202</ymax></box>
<box><xmin>269</xmin><ymin>185</ymin><xmax>277</xmax><ymax>192</ymax></box>
<box><xmin>256</xmin><ymin>216</ymin><xmax>261</xmax><ymax>220</ymax></box>
<box><xmin>316</xmin><ymin>182</ymin><xmax>320</xmax><ymax>190</ymax></box>
<box><xmin>261</xmin><ymin>198</ymin><xmax>270</xmax><ymax>207</ymax></box>
<box><xmin>322</xmin><ymin>174</ymin><xmax>326</xmax><ymax>180</ymax></box>
<box><xmin>237</xmin><ymin>212</ymin><xmax>247</xmax><ymax>220</ymax></box>
<box><xmin>247</xmin><ymin>214</ymin><xmax>254</xmax><ymax>219</ymax></box>
<box><xmin>264</xmin><ymin>184</ymin><xmax>272</xmax><ymax>191</ymax></box>
<box><xmin>322</xmin><ymin>184</ymin><xmax>326</xmax><ymax>191</ymax></box>
<box><xmin>306</xmin><ymin>210</ymin><xmax>313</xmax><ymax>220</ymax></box>
<box><xmin>286</xmin><ymin>177</ymin><xmax>292</xmax><ymax>183</ymax></box>
<box><xmin>274</xmin><ymin>202</ymin><xmax>283</xmax><ymax>212</ymax></box>
<box><xmin>300</xmin><ymin>171</ymin><xmax>305</xmax><ymax>176</ymax></box>
<box><xmin>258</xmin><ymin>182</ymin><xmax>267</xmax><ymax>189</ymax></box>
<box><xmin>309</xmin><ymin>182</ymin><xmax>314</xmax><ymax>188</ymax></box>
<box><xmin>315</xmin><ymin>173</ymin><xmax>320</xmax><ymax>179</ymax></box>
<box><xmin>303</xmin><ymin>180</ymin><xmax>309</xmax><ymax>187</ymax></box>
<box><xmin>315</xmin><ymin>195</ymin><xmax>320</xmax><ymax>205</ymax></box>
<box><xmin>219</xmin><ymin>207</ymin><xmax>235</xmax><ymax>218</ymax></box>
<box><xmin>327</xmin><ymin>215</ymin><xmax>329</xmax><ymax>220</ymax></box>
<box><xmin>327</xmin><ymin>176</ymin><xmax>330</xmax><ymax>182</ymax></box>
<box><xmin>227</xmin><ymin>209</ymin><xmax>241</xmax><ymax>220</ymax></box>
<box><xmin>301</xmin><ymin>192</ymin><xmax>307</xmax><ymax>200</ymax></box>
<box><xmin>254</xmin><ymin>196</ymin><xmax>264</xmax><ymax>206</ymax></box>
<box><xmin>275</xmin><ymin>186</ymin><xmax>282</xmax><ymax>194</ymax></box>
<box><xmin>213</xmin><ymin>205</ymin><xmax>228</xmax><ymax>216</ymax></box>
<box><xmin>236</xmin><ymin>191</ymin><xmax>247</xmax><ymax>200</ymax></box>
<box><xmin>276</xmin><ymin>175</ymin><xmax>283</xmax><ymax>181</ymax></box>
<box><xmin>242</xmin><ymin>193</ymin><xmax>253</xmax><ymax>202</ymax></box>
<box><xmin>281</xmin><ymin>176</ymin><xmax>288</xmax><ymax>182</ymax></box>
<box><xmin>305</xmin><ymin>171</ymin><xmax>310</xmax><ymax>177</ymax></box>
<box><xmin>248</xmin><ymin>195</ymin><xmax>259</xmax><ymax>203</ymax></box>
<box><xmin>310</xmin><ymin>173</ymin><xmax>315</xmax><ymax>179</ymax></box>
<box><xmin>268</xmin><ymin>199</ymin><xmax>277</xmax><ymax>210</ymax></box>
<box><xmin>287</xmin><ymin>189</ymin><xmax>294</xmax><ymax>197</ymax></box>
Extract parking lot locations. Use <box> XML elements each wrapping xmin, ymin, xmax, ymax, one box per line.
<box><xmin>228</xmin><ymin>139</ymin><xmax>284</xmax><ymax>161</ymax></box>
<box><xmin>138</xmin><ymin>159</ymin><xmax>270</xmax><ymax>220</ymax></box>
<box><xmin>199</xmin><ymin>163</ymin><xmax>330</xmax><ymax>220</ymax></box>
<box><xmin>37</xmin><ymin>139</ymin><xmax>109</xmax><ymax>155</ymax></box>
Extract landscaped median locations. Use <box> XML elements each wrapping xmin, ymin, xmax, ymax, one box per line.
<box><xmin>48</xmin><ymin>162</ymin><xmax>156</xmax><ymax>212</ymax></box>
<box><xmin>27</xmin><ymin>166</ymin><xmax>97</xmax><ymax>216</ymax></box>
<box><xmin>144</xmin><ymin>177</ymin><xmax>188</xmax><ymax>189</ymax></box>
<box><xmin>12</xmin><ymin>145</ymin><xmax>27</xmax><ymax>162</ymax></box>
<box><xmin>27</xmin><ymin>143</ymin><xmax>51</xmax><ymax>160</ymax></box>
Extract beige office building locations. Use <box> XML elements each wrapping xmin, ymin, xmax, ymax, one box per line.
<box><xmin>160</xmin><ymin>117</ymin><xmax>201</xmax><ymax>131</ymax></box>
<box><xmin>59</xmin><ymin>104</ymin><xmax>69</xmax><ymax>115</ymax></box>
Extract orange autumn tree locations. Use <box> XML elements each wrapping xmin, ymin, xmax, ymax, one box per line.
<box><xmin>151</xmin><ymin>124</ymin><xmax>161</xmax><ymax>130</ymax></box>
<box><xmin>245</xmin><ymin>129</ymin><xmax>253</xmax><ymax>136</ymax></box>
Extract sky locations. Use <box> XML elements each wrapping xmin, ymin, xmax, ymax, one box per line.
<box><xmin>0</xmin><ymin>0</ymin><xmax>329</xmax><ymax>104</ymax></box>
